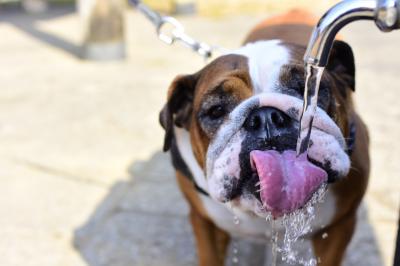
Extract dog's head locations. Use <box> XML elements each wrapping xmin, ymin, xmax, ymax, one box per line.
<box><xmin>160</xmin><ymin>40</ymin><xmax>355</xmax><ymax>218</ymax></box>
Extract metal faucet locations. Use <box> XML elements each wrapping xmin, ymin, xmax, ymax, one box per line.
<box><xmin>304</xmin><ymin>0</ymin><xmax>400</xmax><ymax>67</ymax></box>
<box><xmin>297</xmin><ymin>0</ymin><xmax>400</xmax><ymax>155</ymax></box>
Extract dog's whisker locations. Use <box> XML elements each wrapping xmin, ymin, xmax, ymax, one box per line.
<box><xmin>256</xmin><ymin>187</ymin><xmax>267</xmax><ymax>193</ymax></box>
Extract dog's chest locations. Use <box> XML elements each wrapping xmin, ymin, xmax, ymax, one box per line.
<box><xmin>199</xmin><ymin>194</ymin><xmax>271</xmax><ymax>241</ymax></box>
<box><xmin>199</xmin><ymin>189</ymin><xmax>337</xmax><ymax>243</ymax></box>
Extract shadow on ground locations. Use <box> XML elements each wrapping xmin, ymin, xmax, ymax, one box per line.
<box><xmin>73</xmin><ymin>151</ymin><xmax>265</xmax><ymax>266</ymax></box>
<box><xmin>73</xmin><ymin>151</ymin><xmax>382</xmax><ymax>266</ymax></box>
<box><xmin>0</xmin><ymin>5</ymin><xmax>80</xmax><ymax>57</ymax></box>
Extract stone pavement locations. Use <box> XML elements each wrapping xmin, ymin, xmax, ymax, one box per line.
<box><xmin>0</xmin><ymin>6</ymin><xmax>399</xmax><ymax>266</ymax></box>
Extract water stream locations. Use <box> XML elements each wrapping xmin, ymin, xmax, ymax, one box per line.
<box><xmin>296</xmin><ymin>64</ymin><xmax>325</xmax><ymax>156</ymax></box>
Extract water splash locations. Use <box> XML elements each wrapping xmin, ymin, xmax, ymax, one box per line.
<box><xmin>270</xmin><ymin>184</ymin><xmax>327</xmax><ymax>265</ymax></box>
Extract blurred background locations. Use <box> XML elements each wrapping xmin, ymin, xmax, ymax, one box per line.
<box><xmin>0</xmin><ymin>0</ymin><xmax>399</xmax><ymax>265</ymax></box>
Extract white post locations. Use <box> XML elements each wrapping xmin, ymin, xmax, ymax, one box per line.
<box><xmin>79</xmin><ymin>0</ymin><xmax>126</xmax><ymax>60</ymax></box>
<box><xmin>22</xmin><ymin>0</ymin><xmax>48</xmax><ymax>14</ymax></box>
<box><xmin>175</xmin><ymin>0</ymin><xmax>195</xmax><ymax>14</ymax></box>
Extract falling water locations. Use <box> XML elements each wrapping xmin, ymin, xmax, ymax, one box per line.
<box><xmin>271</xmin><ymin>219</ymin><xmax>279</xmax><ymax>266</ymax></box>
<box><xmin>296</xmin><ymin>64</ymin><xmax>325</xmax><ymax>155</ymax></box>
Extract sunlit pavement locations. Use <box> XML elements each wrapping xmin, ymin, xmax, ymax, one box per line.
<box><xmin>0</xmin><ymin>7</ymin><xmax>398</xmax><ymax>266</ymax></box>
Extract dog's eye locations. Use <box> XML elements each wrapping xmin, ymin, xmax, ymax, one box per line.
<box><xmin>206</xmin><ymin>105</ymin><xmax>226</xmax><ymax>120</ymax></box>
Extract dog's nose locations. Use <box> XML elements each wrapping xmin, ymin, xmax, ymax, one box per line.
<box><xmin>244</xmin><ymin>107</ymin><xmax>295</xmax><ymax>139</ymax></box>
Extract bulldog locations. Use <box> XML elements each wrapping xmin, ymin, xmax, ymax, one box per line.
<box><xmin>159</xmin><ymin>10</ymin><xmax>370</xmax><ymax>266</ymax></box>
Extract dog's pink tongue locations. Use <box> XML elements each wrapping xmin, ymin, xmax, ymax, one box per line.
<box><xmin>250</xmin><ymin>150</ymin><xmax>327</xmax><ymax>218</ymax></box>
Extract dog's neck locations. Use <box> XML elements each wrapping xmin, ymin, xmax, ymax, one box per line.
<box><xmin>174</xmin><ymin>126</ymin><xmax>209</xmax><ymax>194</ymax></box>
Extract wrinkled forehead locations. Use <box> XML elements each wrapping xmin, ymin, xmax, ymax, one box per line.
<box><xmin>231</xmin><ymin>40</ymin><xmax>304</xmax><ymax>94</ymax></box>
<box><xmin>195</xmin><ymin>54</ymin><xmax>249</xmax><ymax>88</ymax></box>
<box><xmin>193</xmin><ymin>54</ymin><xmax>251</xmax><ymax>107</ymax></box>
<box><xmin>194</xmin><ymin>40</ymin><xmax>306</xmax><ymax>101</ymax></box>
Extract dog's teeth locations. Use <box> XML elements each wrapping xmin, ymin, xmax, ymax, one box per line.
<box><xmin>255</xmin><ymin>181</ymin><xmax>261</xmax><ymax>187</ymax></box>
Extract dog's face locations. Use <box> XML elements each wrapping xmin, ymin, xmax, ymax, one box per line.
<box><xmin>160</xmin><ymin>40</ymin><xmax>355</xmax><ymax>218</ymax></box>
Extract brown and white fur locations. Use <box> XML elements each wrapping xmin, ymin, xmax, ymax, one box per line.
<box><xmin>160</xmin><ymin>10</ymin><xmax>370</xmax><ymax>266</ymax></box>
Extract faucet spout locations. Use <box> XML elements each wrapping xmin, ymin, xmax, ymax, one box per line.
<box><xmin>304</xmin><ymin>0</ymin><xmax>400</xmax><ymax>67</ymax></box>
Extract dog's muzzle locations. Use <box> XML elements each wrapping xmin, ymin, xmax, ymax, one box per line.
<box><xmin>205</xmin><ymin>92</ymin><xmax>350</xmax><ymax>217</ymax></box>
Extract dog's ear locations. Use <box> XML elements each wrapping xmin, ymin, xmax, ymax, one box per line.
<box><xmin>326</xmin><ymin>40</ymin><xmax>356</xmax><ymax>92</ymax></box>
<box><xmin>159</xmin><ymin>74</ymin><xmax>198</xmax><ymax>152</ymax></box>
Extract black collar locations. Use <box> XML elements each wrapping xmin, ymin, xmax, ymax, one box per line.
<box><xmin>193</xmin><ymin>182</ymin><xmax>209</xmax><ymax>197</ymax></box>
<box><xmin>346</xmin><ymin>121</ymin><xmax>356</xmax><ymax>156</ymax></box>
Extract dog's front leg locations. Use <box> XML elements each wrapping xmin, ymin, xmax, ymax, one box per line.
<box><xmin>190</xmin><ymin>209</ymin><xmax>230</xmax><ymax>266</ymax></box>
<box><xmin>175</xmin><ymin>170</ymin><xmax>230</xmax><ymax>265</ymax></box>
<box><xmin>312</xmin><ymin>211</ymin><xmax>356</xmax><ymax>266</ymax></box>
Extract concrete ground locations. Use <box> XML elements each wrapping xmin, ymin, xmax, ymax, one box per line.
<box><xmin>0</xmin><ymin>6</ymin><xmax>399</xmax><ymax>266</ymax></box>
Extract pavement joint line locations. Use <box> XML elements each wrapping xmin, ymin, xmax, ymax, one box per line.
<box><xmin>7</xmin><ymin>156</ymin><xmax>110</xmax><ymax>188</ymax></box>
<box><xmin>110</xmin><ymin>206</ymin><xmax>188</xmax><ymax>219</ymax></box>
<box><xmin>131</xmin><ymin>177</ymin><xmax>175</xmax><ymax>184</ymax></box>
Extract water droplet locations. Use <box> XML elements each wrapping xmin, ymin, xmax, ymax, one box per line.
<box><xmin>308</xmin><ymin>258</ymin><xmax>317</xmax><ymax>266</ymax></box>
<box><xmin>232</xmin><ymin>256</ymin><xmax>239</xmax><ymax>264</ymax></box>
<box><xmin>233</xmin><ymin>215</ymin><xmax>240</xmax><ymax>225</ymax></box>
<box><xmin>232</xmin><ymin>242</ymin><xmax>239</xmax><ymax>264</ymax></box>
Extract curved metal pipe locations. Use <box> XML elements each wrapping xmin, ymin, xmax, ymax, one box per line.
<box><xmin>304</xmin><ymin>0</ymin><xmax>377</xmax><ymax>67</ymax></box>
